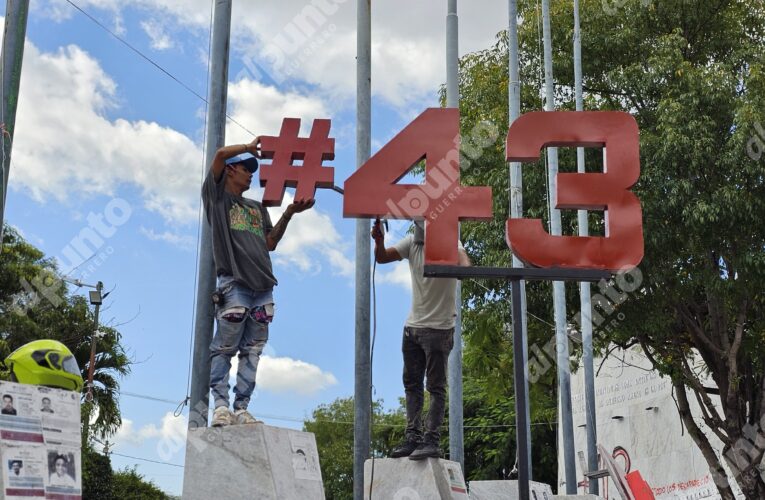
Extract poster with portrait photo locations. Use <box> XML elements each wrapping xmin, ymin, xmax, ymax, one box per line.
<box><xmin>37</xmin><ymin>387</ymin><xmax>80</xmax><ymax>447</ymax></box>
<box><xmin>44</xmin><ymin>448</ymin><xmax>81</xmax><ymax>498</ymax></box>
<box><xmin>0</xmin><ymin>381</ymin><xmax>43</xmax><ymax>444</ymax></box>
<box><xmin>288</xmin><ymin>431</ymin><xmax>321</xmax><ymax>482</ymax></box>
<box><xmin>2</xmin><ymin>445</ymin><xmax>46</xmax><ymax>499</ymax></box>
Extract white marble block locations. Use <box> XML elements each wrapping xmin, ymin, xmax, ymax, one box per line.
<box><xmin>182</xmin><ymin>423</ymin><xmax>325</xmax><ymax>500</ymax></box>
<box><xmin>468</xmin><ymin>480</ymin><xmax>554</xmax><ymax>500</ymax></box>
<box><xmin>363</xmin><ymin>458</ymin><xmax>469</xmax><ymax>500</ymax></box>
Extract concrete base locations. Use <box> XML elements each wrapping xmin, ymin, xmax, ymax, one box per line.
<box><xmin>468</xmin><ymin>480</ymin><xmax>554</xmax><ymax>500</ymax></box>
<box><xmin>182</xmin><ymin>423</ymin><xmax>325</xmax><ymax>500</ymax></box>
<box><xmin>364</xmin><ymin>458</ymin><xmax>468</xmax><ymax>500</ymax></box>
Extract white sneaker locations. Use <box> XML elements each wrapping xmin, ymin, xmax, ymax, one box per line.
<box><xmin>211</xmin><ymin>406</ymin><xmax>234</xmax><ymax>427</ymax></box>
<box><xmin>233</xmin><ymin>409</ymin><xmax>262</xmax><ymax>425</ymax></box>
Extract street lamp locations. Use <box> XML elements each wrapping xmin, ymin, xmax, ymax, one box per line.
<box><xmin>62</xmin><ymin>278</ymin><xmax>104</xmax><ymax>401</ymax></box>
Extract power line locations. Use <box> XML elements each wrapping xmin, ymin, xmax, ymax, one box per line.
<box><xmin>110</xmin><ymin>451</ymin><xmax>184</xmax><ymax>468</ymax></box>
<box><xmin>63</xmin><ymin>0</ymin><xmax>257</xmax><ymax>138</ymax></box>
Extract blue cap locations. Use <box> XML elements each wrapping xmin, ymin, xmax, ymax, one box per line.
<box><xmin>225</xmin><ymin>153</ymin><xmax>259</xmax><ymax>173</ymax></box>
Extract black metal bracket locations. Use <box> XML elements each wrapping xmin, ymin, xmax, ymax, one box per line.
<box><xmin>424</xmin><ymin>265</ymin><xmax>611</xmax><ymax>283</ymax></box>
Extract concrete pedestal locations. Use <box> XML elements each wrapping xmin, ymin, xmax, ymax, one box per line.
<box><xmin>468</xmin><ymin>480</ymin><xmax>554</xmax><ymax>500</ymax></box>
<box><xmin>363</xmin><ymin>458</ymin><xmax>468</xmax><ymax>499</ymax></box>
<box><xmin>182</xmin><ymin>423</ymin><xmax>325</xmax><ymax>500</ymax></box>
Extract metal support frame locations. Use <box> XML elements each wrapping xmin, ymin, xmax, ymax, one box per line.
<box><xmin>425</xmin><ymin>265</ymin><xmax>609</xmax><ymax>500</ymax></box>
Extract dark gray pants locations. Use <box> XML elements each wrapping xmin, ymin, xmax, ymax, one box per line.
<box><xmin>402</xmin><ymin>326</ymin><xmax>454</xmax><ymax>445</ymax></box>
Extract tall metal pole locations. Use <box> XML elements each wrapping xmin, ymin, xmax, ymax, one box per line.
<box><xmin>511</xmin><ymin>279</ymin><xmax>531</xmax><ymax>500</ymax></box>
<box><xmin>508</xmin><ymin>0</ymin><xmax>533</xmax><ymax>481</ymax></box>
<box><xmin>188</xmin><ymin>0</ymin><xmax>233</xmax><ymax>430</ymax></box>
<box><xmin>573</xmin><ymin>0</ymin><xmax>598</xmax><ymax>494</ymax></box>
<box><xmin>541</xmin><ymin>0</ymin><xmax>576</xmax><ymax>493</ymax></box>
<box><xmin>446</xmin><ymin>0</ymin><xmax>465</xmax><ymax>473</ymax></box>
<box><xmin>0</xmin><ymin>0</ymin><xmax>30</xmax><ymax>239</ymax></box>
<box><xmin>353</xmin><ymin>0</ymin><xmax>372</xmax><ymax>497</ymax></box>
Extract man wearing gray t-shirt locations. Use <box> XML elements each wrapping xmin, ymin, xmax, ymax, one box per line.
<box><xmin>202</xmin><ymin>138</ymin><xmax>313</xmax><ymax>427</ymax></box>
<box><xmin>372</xmin><ymin>220</ymin><xmax>471</xmax><ymax>460</ymax></box>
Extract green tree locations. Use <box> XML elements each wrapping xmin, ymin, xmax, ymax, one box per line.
<box><xmin>304</xmin><ymin>397</ymin><xmax>407</xmax><ymax>500</ymax></box>
<box><xmin>0</xmin><ymin>224</ymin><xmax>131</xmax><ymax>439</ymax></box>
<box><xmin>450</xmin><ymin>1</ymin><xmax>765</xmax><ymax>498</ymax></box>
<box><xmin>111</xmin><ymin>466</ymin><xmax>172</xmax><ymax>500</ymax></box>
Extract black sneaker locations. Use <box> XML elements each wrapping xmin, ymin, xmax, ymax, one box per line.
<box><xmin>390</xmin><ymin>439</ymin><xmax>420</xmax><ymax>458</ymax></box>
<box><xmin>408</xmin><ymin>442</ymin><xmax>441</xmax><ymax>461</ymax></box>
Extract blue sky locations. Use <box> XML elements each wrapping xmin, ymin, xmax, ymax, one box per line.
<box><xmin>3</xmin><ymin>0</ymin><xmax>506</xmax><ymax>494</ymax></box>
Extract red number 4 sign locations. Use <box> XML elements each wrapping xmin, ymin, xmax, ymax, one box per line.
<box><xmin>343</xmin><ymin>108</ymin><xmax>644</xmax><ymax>272</ymax></box>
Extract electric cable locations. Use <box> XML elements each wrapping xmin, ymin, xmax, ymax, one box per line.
<box><xmin>368</xmin><ymin>228</ymin><xmax>379</xmax><ymax>500</ymax></box>
<box><xmin>63</xmin><ymin>0</ymin><xmax>257</xmax><ymax>138</ymax></box>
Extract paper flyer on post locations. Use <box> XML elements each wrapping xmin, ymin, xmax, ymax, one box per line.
<box><xmin>44</xmin><ymin>447</ymin><xmax>81</xmax><ymax>500</ymax></box>
<box><xmin>37</xmin><ymin>387</ymin><xmax>81</xmax><ymax>448</ymax></box>
<box><xmin>289</xmin><ymin>431</ymin><xmax>322</xmax><ymax>482</ymax></box>
<box><xmin>2</xmin><ymin>445</ymin><xmax>46</xmax><ymax>499</ymax></box>
<box><xmin>0</xmin><ymin>381</ymin><xmax>44</xmax><ymax>444</ymax></box>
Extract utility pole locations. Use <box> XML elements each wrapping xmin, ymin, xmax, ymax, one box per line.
<box><xmin>573</xmin><ymin>0</ymin><xmax>599</xmax><ymax>494</ymax></box>
<box><xmin>188</xmin><ymin>0</ymin><xmax>233</xmax><ymax>430</ymax></box>
<box><xmin>353</xmin><ymin>0</ymin><xmax>372</xmax><ymax>497</ymax></box>
<box><xmin>507</xmin><ymin>0</ymin><xmax>533</xmax><ymax>482</ymax></box>
<box><xmin>541</xmin><ymin>0</ymin><xmax>576</xmax><ymax>493</ymax></box>
<box><xmin>0</xmin><ymin>0</ymin><xmax>30</xmax><ymax>239</ymax></box>
<box><xmin>446</xmin><ymin>0</ymin><xmax>465</xmax><ymax>473</ymax></box>
<box><xmin>86</xmin><ymin>281</ymin><xmax>104</xmax><ymax>402</ymax></box>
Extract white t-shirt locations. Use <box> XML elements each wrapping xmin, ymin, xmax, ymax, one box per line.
<box><xmin>394</xmin><ymin>235</ymin><xmax>459</xmax><ymax>330</ymax></box>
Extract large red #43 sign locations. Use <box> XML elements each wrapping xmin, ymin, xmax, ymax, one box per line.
<box><xmin>343</xmin><ymin>108</ymin><xmax>643</xmax><ymax>271</ymax></box>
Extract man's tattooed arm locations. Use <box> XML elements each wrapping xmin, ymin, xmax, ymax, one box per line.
<box><xmin>266</xmin><ymin>199</ymin><xmax>315</xmax><ymax>251</ymax></box>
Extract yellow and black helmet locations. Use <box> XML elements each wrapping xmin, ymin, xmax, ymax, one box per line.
<box><xmin>5</xmin><ymin>340</ymin><xmax>83</xmax><ymax>393</ymax></box>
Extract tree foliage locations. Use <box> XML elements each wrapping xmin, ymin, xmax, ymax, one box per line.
<box><xmin>0</xmin><ymin>224</ymin><xmax>131</xmax><ymax>439</ymax></box>
<box><xmin>303</xmin><ymin>397</ymin><xmax>407</xmax><ymax>500</ymax></box>
<box><xmin>447</xmin><ymin>1</ymin><xmax>765</xmax><ymax>498</ymax></box>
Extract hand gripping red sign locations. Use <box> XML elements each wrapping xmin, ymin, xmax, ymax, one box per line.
<box><xmin>505</xmin><ymin>111</ymin><xmax>643</xmax><ymax>272</ymax></box>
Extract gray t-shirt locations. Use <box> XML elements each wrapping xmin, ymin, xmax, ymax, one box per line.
<box><xmin>202</xmin><ymin>168</ymin><xmax>277</xmax><ymax>292</ymax></box>
<box><xmin>394</xmin><ymin>235</ymin><xmax>458</xmax><ymax>329</ymax></box>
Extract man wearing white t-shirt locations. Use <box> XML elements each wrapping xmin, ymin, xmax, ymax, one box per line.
<box><xmin>372</xmin><ymin>220</ymin><xmax>471</xmax><ymax>460</ymax></box>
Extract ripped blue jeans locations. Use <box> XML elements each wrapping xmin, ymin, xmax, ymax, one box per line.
<box><xmin>209</xmin><ymin>276</ymin><xmax>274</xmax><ymax>411</ymax></box>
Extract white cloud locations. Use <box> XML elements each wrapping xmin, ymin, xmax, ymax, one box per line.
<box><xmin>140</xmin><ymin>226</ymin><xmax>195</xmax><ymax>250</ymax></box>
<box><xmin>115</xmin><ymin>411</ymin><xmax>186</xmax><ymax>447</ymax></box>
<box><xmin>140</xmin><ymin>19</ymin><xmax>174</xmax><ymax>50</ymax></box>
<box><xmin>229</xmin><ymin>355</ymin><xmax>338</xmax><ymax>396</ymax></box>
<box><xmin>225</xmin><ymin>78</ymin><xmax>330</xmax><ymax>145</ymax></box>
<box><xmin>376</xmin><ymin>260</ymin><xmax>411</xmax><ymax>290</ymax></box>
<box><xmin>42</xmin><ymin>0</ymin><xmax>507</xmax><ymax>109</ymax></box>
<box><xmin>267</xmin><ymin>193</ymin><xmax>353</xmax><ymax>277</ymax></box>
<box><xmin>11</xmin><ymin>42</ymin><xmax>203</xmax><ymax>223</ymax></box>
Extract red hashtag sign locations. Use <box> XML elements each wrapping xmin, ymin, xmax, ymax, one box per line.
<box><xmin>258</xmin><ymin>118</ymin><xmax>336</xmax><ymax>207</ymax></box>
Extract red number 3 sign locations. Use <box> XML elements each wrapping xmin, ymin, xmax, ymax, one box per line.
<box><xmin>343</xmin><ymin>108</ymin><xmax>643</xmax><ymax>272</ymax></box>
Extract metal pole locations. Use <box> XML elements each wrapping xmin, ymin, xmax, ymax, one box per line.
<box><xmin>508</xmin><ymin>0</ymin><xmax>533</xmax><ymax>481</ymax></box>
<box><xmin>0</xmin><ymin>0</ymin><xmax>30</xmax><ymax>239</ymax></box>
<box><xmin>446</xmin><ymin>0</ymin><xmax>465</xmax><ymax>473</ymax></box>
<box><xmin>188</xmin><ymin>0</ymin><xmax>233</xmax><ymax>430</ymax></box>
<box><xmin>354</xmin><ymin>0</ymin><xmax>372</xmax><ymax>497</ymax></box>
<box><xmin>86</xmin><ymin>281</ymin><xmax>104</xmax><ymax>400</ymax></box>
<box><xmin>511</xmin><ymin>279</ymin><xmax>530</xmax><ymax>500</ymax></box>
<box><xmin>541</xmin><ymin>0</ymin><xmax>576</xmax><ymax>493</ymax></box>
<box><xmin>573</xmin><ymin>0</ymin><xmax>599</xmax><ymax>495</ymax></box>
